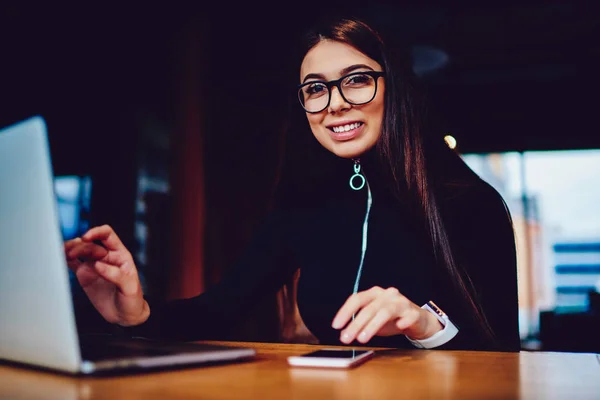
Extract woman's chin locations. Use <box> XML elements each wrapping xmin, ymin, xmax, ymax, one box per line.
<box><xmin>327</xmin><ymin>140</ymin><xmax>375</xmax><ymax>159</ymax></box>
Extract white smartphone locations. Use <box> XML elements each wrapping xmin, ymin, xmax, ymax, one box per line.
<box><xmin>287</xmin><ymin>349</ymin><xmax>374</xmax><ymax>369</ymax></box>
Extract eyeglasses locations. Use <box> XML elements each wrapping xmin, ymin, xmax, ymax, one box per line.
<box><xmin>297</xmin><ymin>71</ymin><xmax>385</xmax><ymax>113</ymax></box>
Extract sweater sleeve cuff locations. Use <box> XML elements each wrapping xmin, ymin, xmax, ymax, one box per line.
<box><xmin>406</xmin><ymin>302</ymin><xmax>459</xmax><ymax>349</ymax></box>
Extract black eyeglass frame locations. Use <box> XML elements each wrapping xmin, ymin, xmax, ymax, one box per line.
<box><xmin>297</xmin><ymin>71</ymin><xmax>386</xmax><ymax>114</ymax></box>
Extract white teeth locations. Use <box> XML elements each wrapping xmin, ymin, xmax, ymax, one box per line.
<box><xmin>332</xmin><ymin>122</ymin><xmax>362</xmax><ymax>133</ymax></box>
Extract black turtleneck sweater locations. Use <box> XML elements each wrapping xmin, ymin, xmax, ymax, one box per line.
<box><xmin>107</xmin><ymin>152</ymin><xmax>520</xmax><ymax>352</ymax></box>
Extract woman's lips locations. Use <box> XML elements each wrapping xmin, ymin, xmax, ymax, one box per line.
<box><xmin>328</xmin><ymin>122</ymin><xmax>364</xmax><ymax>141</ymax></box>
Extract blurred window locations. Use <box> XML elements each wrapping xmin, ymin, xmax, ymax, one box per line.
<box><xmin>462</xmin><ymin>150</ymin><xmax>600</xmax><ymax>339</ymax></box>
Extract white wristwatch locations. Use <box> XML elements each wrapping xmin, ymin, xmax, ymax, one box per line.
<box><xmin>406</xmin><ymin>301</ymin><xmax>459</xmax><ymax>349</ymax></box>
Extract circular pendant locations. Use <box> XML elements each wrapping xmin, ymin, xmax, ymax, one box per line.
<box><xmin>349</xmin><ymin>173</ymin><xmax>365</xmax><ymax>190</ymax></box>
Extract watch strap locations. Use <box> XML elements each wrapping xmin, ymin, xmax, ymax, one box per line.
<box><xmin>406</xmin><ymin>301</ymin><xmax>459</xmax><ymax>349</ymax></box>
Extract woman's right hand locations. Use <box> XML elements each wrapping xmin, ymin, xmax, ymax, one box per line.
<box><xmin>64</xmin><ymin>225</ymin><xmax>150</xmax><ymax>327</ymax></box>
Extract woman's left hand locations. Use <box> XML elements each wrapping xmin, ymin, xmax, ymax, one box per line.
<box><xmin>332</xmin><ymin>286</ymin><xmax>443</xmax><ymax>344</ymax></box>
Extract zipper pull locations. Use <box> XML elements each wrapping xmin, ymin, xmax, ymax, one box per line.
<box><xmin>349</xmin><ymin>158</ymin><xmax>366</xmax><ymax>190</ymax></box>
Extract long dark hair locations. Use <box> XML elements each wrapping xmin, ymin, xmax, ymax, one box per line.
<box><xmin>275</xmin><ymin>16</ymin><xmax>500</xmax><ymax>345</ymax></box>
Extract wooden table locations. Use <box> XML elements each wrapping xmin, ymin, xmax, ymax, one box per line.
<box><xmin>0</xmin><ymin>341</ymin><xmax>598</xmax><ymax>399</ymax></box>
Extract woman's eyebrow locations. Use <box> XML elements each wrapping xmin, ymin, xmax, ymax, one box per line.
<box><xmin>340</xmin><ymin>64</ymin><xmax>375</xmax><ymax>76</ymax></box>
<box><xmin>302</xmin><ymin>64</ymin><xmax>375</xmax><ymax>83</ymax></box>
<box><xmin>302</xmin><ymin>72</ymin><xmax>326</xmax><ymax>83</ymax></box>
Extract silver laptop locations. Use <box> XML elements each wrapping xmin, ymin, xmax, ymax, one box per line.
<box><xmin>0</xmin><ymin>116</ymin><xmax>256</xmax><ymax>374</ymax></box>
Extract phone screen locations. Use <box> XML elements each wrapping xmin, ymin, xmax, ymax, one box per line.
<box><xmin>299</xmin><ymin>350</ymin><xmax>371</xmax><ymax>359</ymax></box>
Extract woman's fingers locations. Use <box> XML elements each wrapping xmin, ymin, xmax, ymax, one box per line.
<box><xmin>66</xmin><ymin>254</ymin><xmax>82</xmax><ymax>266</ymax></box>
<box><xmin>63</xmin><ymin>227</ymin><xmax>146</xmax><ymax>326</ymax></box>
<box><xmin>339</xmin><ymin>299</ymin><xmax>385</xmax><ymax>344</ymax></box>
<box><xmin>64</xmin><ymin>238</ymin><xmax>82</xmax><ymax>254</ymax></box>
<box><xmin>82</xmin><ymin>225</ymin><xmax>127</xmax><ymax>252</ymax></box>
<box><xmin>332</xmin><ymin>287</ymin><xmax>420</xmax><ymax>344</ymax></box>
<box><xmin>395</xmin><ymin>310</ymin><xmax>420</xmax><ymax>331</ymax></box>
<box><xmin>66</xmin><ymin>226</ymin><xmax>139</xmax><ymax>296</ymax></box>
<box><xmin>66</xmin><ymin>258</ymin><xmax>82</xmax><ymax>273</ymax></box>
<box><xmin>66</xmin><ymin>242</ymin><xmax>109</xmax><ymax>262</ymax></box>
<box><xmin>357</xmin><ymin>308</ymin><xmax>398</xmax><ymax>343</ymax></box>
<box><xmin>332</xmin><ymin>286</ymin><xmax>383</xmax><ymax>329</ymax></box>
<box><xmin>94</xmin><ymin>261</ymin><xmax>139</xmax><ymax>296</ymax></box>
<box><xmin>65</xmin><ymin>239</ymin><xmax>84</xmax><ymax>273</ymax></box>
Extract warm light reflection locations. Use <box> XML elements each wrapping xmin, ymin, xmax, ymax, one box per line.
<box><xmin>444</xmin><ymin>135</ymin><xmax>457</xmax><ymax>150</ymax></box>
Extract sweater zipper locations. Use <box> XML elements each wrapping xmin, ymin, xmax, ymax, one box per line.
<box><xmin>351</xmin><ymin>160</ymin><xmax>373</xmax><ymax>320</ymax></box>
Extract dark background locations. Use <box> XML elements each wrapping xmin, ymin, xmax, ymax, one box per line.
<box><xmin>3</xmin><ymin>3</ymin><xmax>600</xmax><ymax>158</ymax></box>
<box><xmin>1</xmin><ymin>2</ymin><xmax>599</xmax><ymax>347</ymax></box>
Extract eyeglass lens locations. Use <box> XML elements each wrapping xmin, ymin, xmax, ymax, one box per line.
<box><xmin>299</xmin><ymin>73</ymin><xmax>378</xmax><ymax>113</ymax></box>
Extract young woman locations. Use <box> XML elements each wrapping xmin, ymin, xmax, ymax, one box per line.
<box><xmin>65</xmin><ymin>17</ymin><xmax>520</xmax><ymax>351</ymax></box>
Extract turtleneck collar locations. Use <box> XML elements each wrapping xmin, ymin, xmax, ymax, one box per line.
<box><xmin>317</xmin><ymin>148</ymin><xmax>391</xmax><ymax>209</ymax></box>
<box><xmin>275</xmin><ymin>143</ymin><xmax>402</xmax><ymax>209</ymax></box>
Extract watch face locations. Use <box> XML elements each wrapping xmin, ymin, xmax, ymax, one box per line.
<box><xmin>428</xmin><ymin>301</ymin><xmax>446</xmax><ymax>318</ymax></box>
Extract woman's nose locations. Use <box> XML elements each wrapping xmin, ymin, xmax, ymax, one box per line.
<box><xmin>328</xmin><ymin>87</ymin><xmax>350</xmax><ymax>113</ymax></box>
